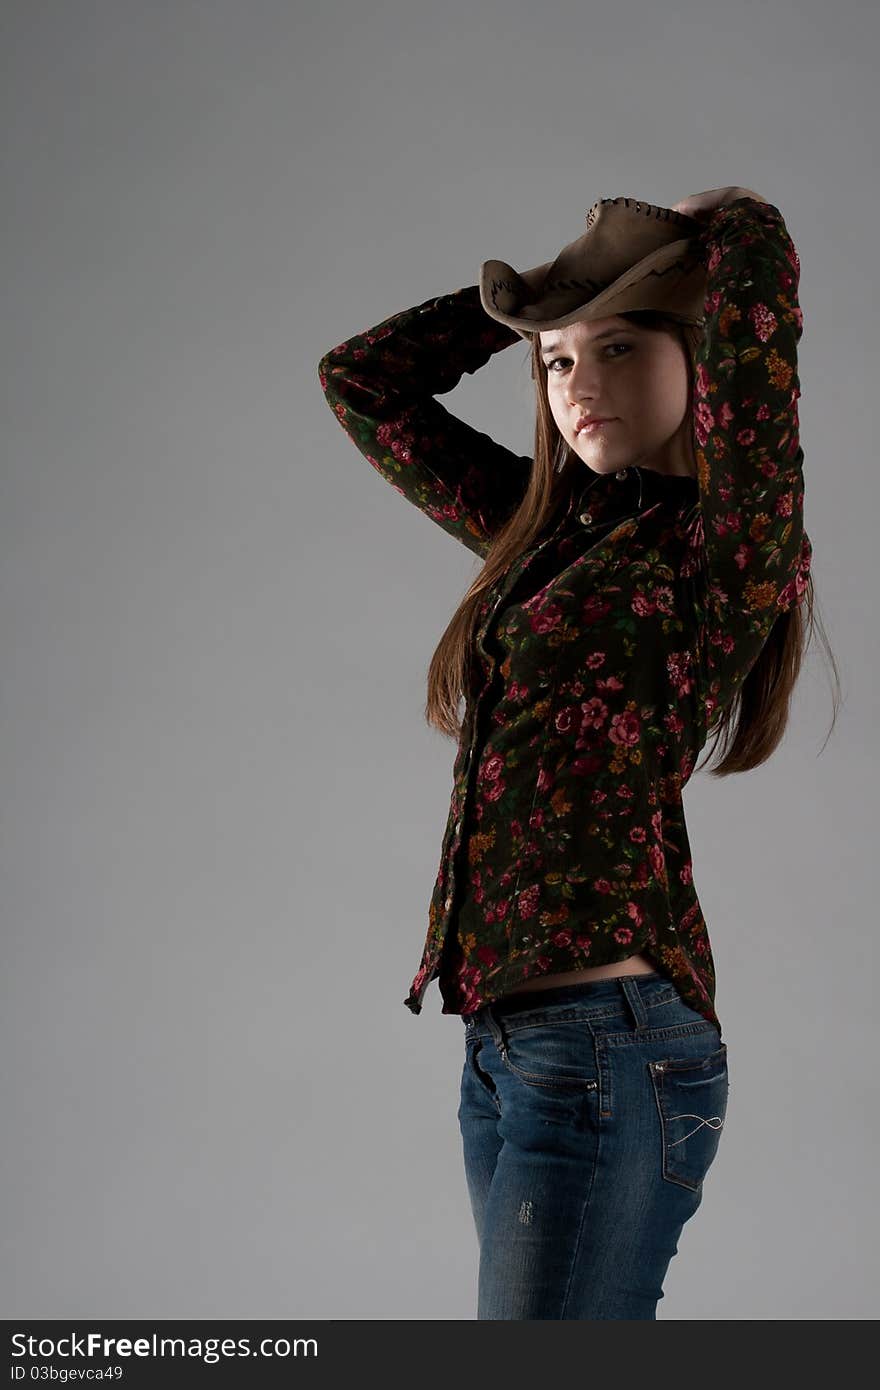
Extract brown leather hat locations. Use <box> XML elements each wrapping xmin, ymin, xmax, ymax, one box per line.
<box><xmin>479</xmin><ymin>196</ymin><xmax>708</xmax><ymax>341</ymax></box>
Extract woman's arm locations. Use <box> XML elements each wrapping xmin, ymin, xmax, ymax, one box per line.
<box><xmin>684</xmin><ymin>195</ymin><xmax>812</xmax><ymax>723</ymax></box>
<box><xmin>317</xmin><ymin>284</ymin><xmax>533</xmax><ymax>558</ymax></box>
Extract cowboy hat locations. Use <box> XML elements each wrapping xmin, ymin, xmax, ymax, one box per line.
<box><xmin>479</xmin><ymin>196</ymin><xmax>708</xmax><ymax>340</ymax></box>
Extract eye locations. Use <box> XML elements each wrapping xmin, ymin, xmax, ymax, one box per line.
<box><xmin>546</xmin><ymin>344</ymin><xmax>632</xmax><ymax>373</ymax></box>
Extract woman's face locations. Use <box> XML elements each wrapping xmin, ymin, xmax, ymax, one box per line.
<box><xmin>538</xmin><ymin>316</ymin><xmax>695</xmax><ymax>478</ymax></box>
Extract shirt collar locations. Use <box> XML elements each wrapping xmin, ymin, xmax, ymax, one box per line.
<box><xmin>568</xmin><ymin>464</ymin><xmax>698</xmax><ymax>520</ymax></box>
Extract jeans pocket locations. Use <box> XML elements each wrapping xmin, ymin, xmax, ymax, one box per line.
<box><xmin>648</xmin><ymin>1043</ymin><xmax>729</xmax><ymax>1191</ymax></box>
<box><xmin>497</xmin><ymin>1020</ymin><xmax>599</xmax><ymax>1094</ymax></box>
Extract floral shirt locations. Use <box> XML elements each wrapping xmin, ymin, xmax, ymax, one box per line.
<box><xmin>317</xmin><ymin>198</ymin><xmax>812</xmax><ymax>1037</ymax></box>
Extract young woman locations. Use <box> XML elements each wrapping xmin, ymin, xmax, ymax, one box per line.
<box><xmin>318</xmin><ymin>187</ymin><xmax>833</xmax><ymax>1319</ymax></box>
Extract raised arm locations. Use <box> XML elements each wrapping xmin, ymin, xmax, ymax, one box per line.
<box><xmin>686</xmin><ymin>196</ymin><xmax>813</xmax><ymax>724</ymax></box>
<box><xmin>317</xmin><ymin>284</ymin><xmax>533</xmax><ymax>558</ymax></box>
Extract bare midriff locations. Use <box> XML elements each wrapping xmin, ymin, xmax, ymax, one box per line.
<box><xmin>500</xmin><ymin>952</ymin><xmax>657</xmax><ymax>997</ymax></box>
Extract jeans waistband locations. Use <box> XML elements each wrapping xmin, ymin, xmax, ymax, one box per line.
<box><xmin>463</xmin><ymin>972</ymin><xmax>682</xmax><ymax>1035</ymax></box>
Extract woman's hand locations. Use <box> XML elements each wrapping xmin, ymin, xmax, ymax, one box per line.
<box><xmin>670</xmin><ymin>186</ymin><xmax>768</xmax><ymax>222</ymax></box>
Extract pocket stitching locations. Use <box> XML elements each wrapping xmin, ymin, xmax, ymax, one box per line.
<box><xmin>496</xmin><ymin>1030</ymin><xmax>599</xmax><ymax>1092</ymax></box>
<box><xmin>649</xmin><ymin>1046</ymin><xmax>728</xmax><ymax>1191</ymax></box>
<box><xmin>499</xmin><ymin>1048</ymin><xmax>600</xmax><ymax>1092</ymax></box>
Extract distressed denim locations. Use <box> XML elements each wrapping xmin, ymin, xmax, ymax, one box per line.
<box><xmin>458</xmin><ymin>972</ymin><xmax>728</xmax><ymax>1319</ymax></box>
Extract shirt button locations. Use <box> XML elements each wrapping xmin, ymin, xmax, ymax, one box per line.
<box><xmin>615</xmin><ymin>468</ymin><xmax>629</xmax><ymax>480</ymax></box>
<box><xmin>579</xmin><ymin>510</ymin><xmax>593</xmax><ymax>525</ymax></box>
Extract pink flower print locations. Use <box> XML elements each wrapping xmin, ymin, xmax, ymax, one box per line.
<box><xmin>410</xmin><ymin>962</ymin><xmax>432</xmax><ymax>995</ymax></box>
<box><xmin>712</xmin><ymin>508</ymin><xmax>743</xmax><ymax>541</ymax></box>
<box><xmin>530</xmin><ymin>604</ymin><xmax>563</xmax><ymax>634</ymax></box>
<box><xmin>666</xmin><ymin>651</ymin><xmax>695</xmax><ymax>699</ymax></box>
<box><xmin>652</xmin><ymin>585</ymin><xmax>675</xmax><ymax>615</ymax></box>
<box><xmin>632</xmin><ymin>592</ymin><xmax>657</xmax><ymax>616</ymax></box>
<box><xmin>775</xmin><ymin>490</ymin><xmax>794</xmax><ymax>518</ymax></box>
<box><xmin>582</xmin><ymin>592</ymin><xmax>613</xmax><ymax>623</ymax></box>
<box><xmin>648</xmin><ymin>843</ymin><xmax>667</xmax><ymax>880</ymax></box>
<box><xmin>694</xmin><ymin>399</ymin><xmax>715</xmax><ymax>448</ymax></box>
<box><xmin>389</xmin><ymin>429</ymin><xmax>419</xmax><ymax>463</ymax></box>
<box><xmin>733</xmin><ymin>541</ymin><xmax>753</xmax><ymax>572</ymax></box>
<box><xmin>555</xmin><ymin>704</ymin><xmax>577</xmax><ymax>734</ymax></box>
<box><xmin>710</xmin><ymin>629</ymin><xmax>737</xmax><ymax>657</ymax></box>
<box><xmin>579</xmin><ymin>697</ymin><xmax>609</xmax><ymax>732</ymax></box>
<box><xmin>480</xmin><ymin>751</ymin><xmax>504</xmax><ymax>783</ymax></box>
<box><xmin>749</xmin><ymin>301</ymin><xmax>778</xmax><ymax>343</ymax></box>
<box><xmin>516</xmin><ymin>884</ymin><xmax>540</xmax><ymax>919</ymax></box>
<box><xmin>609</xmin><ymin>709</ymin><xmax>641</xmax><ymax>746</ymax></box>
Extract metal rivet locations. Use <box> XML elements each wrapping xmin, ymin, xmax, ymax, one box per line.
<box><xmin>579</xmin><ymin>511</ymin><xmax>593</xmax><ymax>525</ymax></box>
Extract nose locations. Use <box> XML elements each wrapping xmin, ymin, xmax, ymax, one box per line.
<box><xmin>565</xmin><ymin>358</ymin><xmax>608</xmax><ymax>401</ymax></box>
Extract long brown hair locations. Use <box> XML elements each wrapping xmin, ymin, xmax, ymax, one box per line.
<box><xmin>424</xmin><ymin>310</ymin><xmax>840</xmax><ymax>775</ymax></box>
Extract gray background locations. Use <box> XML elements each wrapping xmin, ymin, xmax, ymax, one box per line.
<box><xmin>2</xmin><ymin>0</ymin><xmax>876</xmax><ymax>1320</ymax></box>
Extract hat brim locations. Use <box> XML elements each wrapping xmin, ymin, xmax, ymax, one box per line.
<box><xmin>480</xmin><ymin>237</ymin><xmax>705</xmax><ymax>339</ymax></box>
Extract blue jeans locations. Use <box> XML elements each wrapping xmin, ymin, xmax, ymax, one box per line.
<box><xmin>457</xmin><ymin>972</ymin><xmax>728</xmax><ymax>1319</ymax></box>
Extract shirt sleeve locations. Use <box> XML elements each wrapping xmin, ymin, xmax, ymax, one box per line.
<box><xmin>685</xmin><ymin>196</ymin><xmax>813</xmax><ymax>727</ymax></box>
<box><xmin>317</xmin><ymin>284</ymin><xmax>533</xmax><ymax>558</ymax></box>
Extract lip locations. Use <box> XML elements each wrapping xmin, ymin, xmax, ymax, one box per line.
<box><xmin>576</xmin><ymin>417</ymin><xmax>616</xmax><ymax>434</ymax></box>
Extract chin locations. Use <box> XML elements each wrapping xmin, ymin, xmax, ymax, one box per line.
<box><xmin>572</xmin><ymin>461</ymin><xmax>620</xmax><ymax>478</ymax></box>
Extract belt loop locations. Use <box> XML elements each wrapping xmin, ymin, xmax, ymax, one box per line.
<box><xmin>483</xmin><ymin>1006</ymin><xmax>509</xmax><ymax>1061</ymax></box>
<box><xmin>620</xmin><ymin>976</ymin><xmax>648</xmax><ymax>1031</ymax></box>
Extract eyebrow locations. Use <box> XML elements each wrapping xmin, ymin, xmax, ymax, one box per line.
<box><xmin>540</xmin><ymin>326</ymin><xmax>636</xmax><ymax>356</ymax></box>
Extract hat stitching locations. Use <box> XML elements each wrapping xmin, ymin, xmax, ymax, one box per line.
<box><xmin>541</xmin><ymin>255</ymin><xmax>698</xmax><ymax>298</ymax></box>
<box><xmin>594</xmin><ymin>196</ymin><xmax>696</xmax><ymax>229</ymax></box>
